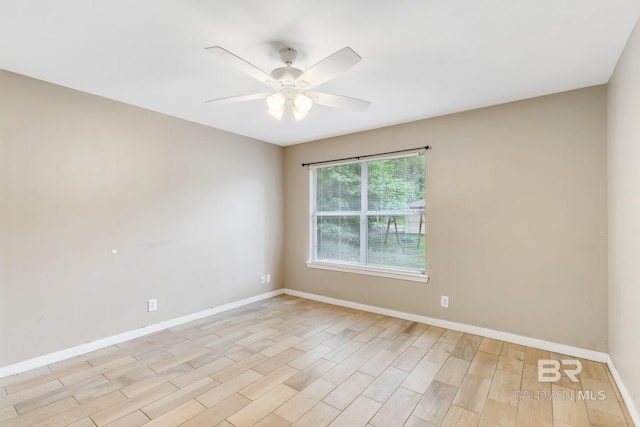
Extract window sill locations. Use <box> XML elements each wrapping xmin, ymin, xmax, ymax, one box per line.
<box><xmin>306</xmin><ymin>261</ymin><xmax>428</xmax><ymax>283</ymax></box>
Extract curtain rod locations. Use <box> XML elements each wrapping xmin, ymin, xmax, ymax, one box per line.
<box><xmin>302</xmin><ymin>145</ymin><xmax>431</xmax><ymax>167</ymax></box>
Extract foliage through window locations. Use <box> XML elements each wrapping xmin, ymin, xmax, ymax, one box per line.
<box><xmin>310</xmin><ymin>153</ymin><xmax>426</xmax><ymax>276</ymax></box>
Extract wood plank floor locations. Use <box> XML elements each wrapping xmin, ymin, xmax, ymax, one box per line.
<box><xmin>0</xmin><ymin>295</ymin><xmax>634</xmax><ymax>427</ymax></box>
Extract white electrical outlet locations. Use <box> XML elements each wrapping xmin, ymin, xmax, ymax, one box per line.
<box><xmin>261</xmin><ymin>275</ymin><xmax>266</xmax><ymax>284</ymax></box>
<box><xmin>266</xmin><ymin>274</ymin><xmax>271</xmax><ymax>283</ymax></box>
<box><xmin>441</xmin><ymin>296</ymin><xmax>449</xmax><ymax>308</ymax></box>
<box><xmin>148</xmin><ymin>298</ymin><xmax>158</xmax><ymax>312</ymax></box>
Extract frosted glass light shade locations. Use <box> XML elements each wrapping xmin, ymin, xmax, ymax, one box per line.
<box><xmin>292</xmin><ymin>108</ymin><xmax>309</xmax><ymax>121</ymax></box>
<box><xmin>293</xmin><ymin>93</ymin><xmax>313</xmax><ymax>113</ymax></box>
<box><xmin>266</xmin><ymin>92</ymin><xmax>286</xmax><ymax>111</ymax></box>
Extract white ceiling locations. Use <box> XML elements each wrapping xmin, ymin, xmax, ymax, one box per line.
<box><xmin>1</xmin><ymin>1</ymin><xmax>639</xmax><ymax>146</ymax></box>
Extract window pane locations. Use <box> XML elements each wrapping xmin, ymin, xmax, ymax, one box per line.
<box><xmin>367</xmin><ymin>214</ymin><xmax>425</xmax><ymax>270</ymax></box>
<box><xmin>316</xmin><ymin>216</ymin><xmax>360</xmax><ymax>263</ymax></box>
<box><xmin>367</xmin><ymin>156</ymin><xmax>424</xmax><ymax>211</ymax></box>
<box><xmin>316</xmin><ymin>163</ymin><xmax>361</xmax><ymax>212</ymax></box>
<box><xmin>311</xmin><ymin>153</ymin><xmax>426</xmax><ymax>275</ymax></box>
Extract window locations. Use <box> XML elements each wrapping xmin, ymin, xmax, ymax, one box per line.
<box><xmin>308</xmin><ymin>152</ymin><xmax>426</xmax><ymax>281</ymax></box>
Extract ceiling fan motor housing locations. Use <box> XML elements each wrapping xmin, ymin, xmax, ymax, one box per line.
<box><xmin>270</xmin><ymin>47</ymin><xmax>310</xmax><ymax>89</ymax></box>
<box><xmin>270</xmin><ymin>66</ymin><xmax>304</xmax><ymax>88</ymax></box>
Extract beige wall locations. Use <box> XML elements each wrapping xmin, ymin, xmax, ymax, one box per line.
<box><xmin>0</xmin><ymin>71</ymin><xmax>284</xmax><ymax>366</ymax></box>
<box><xmin>284</xmin><ymin>86</ymin><xmax>608</xmax><ymax>351</ymax></box>
<box><xmin>608</xmin><ymin>18</ymin><xmax>640</xmax><ymax>414</ymax></box>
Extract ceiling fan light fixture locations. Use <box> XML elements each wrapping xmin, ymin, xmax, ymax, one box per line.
<box><xmin>293</xmin><ymin>93</ymin><xmax>313</xmax><ymax>114</ymax></box>
<box><xmin>266</xmin><ymin>92</ymin><xmax>286</xmax><ymax>112</ymax></box>
<box><xmin>292</xmin><ymin>108</ymin><xmax>309</xmax><ymax>121</ymax></box>
<box><xmin>267</xmin><ymin>106</ymin><xmax>284</xmax><ymax>120</ymax></box>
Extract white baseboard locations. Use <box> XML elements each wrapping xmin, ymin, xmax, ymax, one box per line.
<box><xmin>607</xmin><ymin>356</ymin><xmax>640</xmax><ymax>426</ymax></box>
<box><xmin>0</xmin><ymin>289</ymin><xmax>285</xmax><ymax>379</ymax></box>
<box><xmin>283</xmin><ymin>289</ymin><xmax>609</xmax><ymax>363</ymax></box>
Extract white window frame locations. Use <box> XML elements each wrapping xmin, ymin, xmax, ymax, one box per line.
<box><xmin>307</xmin><ymin>153</ymin><xmax>428</xmax><ymax>282</ymax></box>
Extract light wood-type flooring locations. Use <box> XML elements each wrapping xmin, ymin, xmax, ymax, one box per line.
<box><xmin>0</xmin><ymin>295</ymin><xmax>634</xmax><ymax>426</ymax></box>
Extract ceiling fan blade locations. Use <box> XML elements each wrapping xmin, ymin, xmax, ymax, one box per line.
<box><xmin>307</xmin><ymin>92</ymin><xmax>371</xmax><ymax>111</ymax></box>
<box><xmin>205</xmin><ymin>93</ymin><xmax>270</xmax><ymax>104</ymax></box>
<box><xmin>205</xmin><ymin>46</ymin><xmax>275</xmax><ymax>87</ymax></box>
<box><xmin>296</xmin><ymin>47</ymin><xmax>361</xmax><ymax>90</ymax></box>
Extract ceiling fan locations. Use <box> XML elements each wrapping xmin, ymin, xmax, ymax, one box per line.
<box><xmin>205</xmin><ymin>46</ymin><xmax>371</xmax><ymax>121</ymax></box>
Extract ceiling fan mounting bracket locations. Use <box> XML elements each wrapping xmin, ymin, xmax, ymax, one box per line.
<box><xmin>279</xmin><ymin>47</ymin><xmax>298</xmax><ymax>66</ymax></box>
